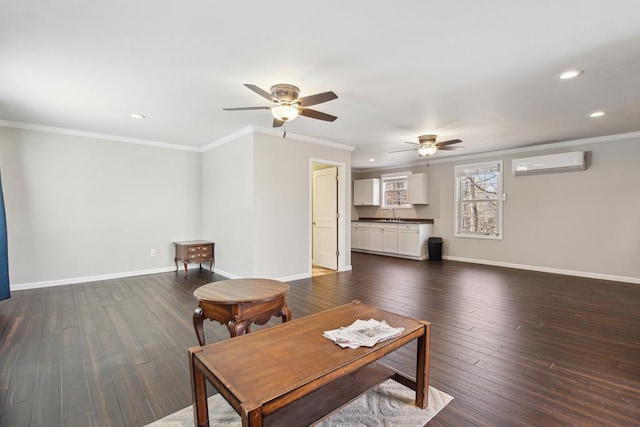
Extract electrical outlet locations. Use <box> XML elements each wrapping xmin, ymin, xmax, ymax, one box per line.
<box><xmin>150</xmin><ymin>249</ymin><xmax>157</xmax><ymax>257</ymax></box>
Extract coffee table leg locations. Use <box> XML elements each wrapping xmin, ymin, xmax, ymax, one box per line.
<box><xmin>415</xmin><ymin>321</ymin><xmax>431</xmax><ymax>408</ymax></box>
<box><xmin>189</xmin><ymin>349</ymin><xmax>210</xmax><ymax>427</ymax></box>
<box><xmin>193</xmin><ymin>307</ymin><xmax>206</xmax><ymax>346</ymax></box>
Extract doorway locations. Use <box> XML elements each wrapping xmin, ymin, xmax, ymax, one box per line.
<box><xmin>310</xmin><ymin>160</ymin><xmax>347</xmax><ymax>275</ymax></box>
<box><xmin>312</xmin><ymin>166</ymin><xmax>338</xmax><ymax>271</ymax></box>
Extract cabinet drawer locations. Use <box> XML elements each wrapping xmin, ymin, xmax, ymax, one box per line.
<box><xmin>370</xmin><ymin>223</ymin><xmax>398</xmax><ymax>230</ymax></box>
<box><xmin>398</xmin><ymin>224</ymin><xmax>420</xmax><ymax>231</ymax></box>
<box><xmin>187</xmin><ymin>245</ymin><xmax>211</xmax><ymax>252</ymax></box>
<box><xmin>186</xmin><ymin>245</ymin><xmax>211</xmax><ymax>258</ymax></box>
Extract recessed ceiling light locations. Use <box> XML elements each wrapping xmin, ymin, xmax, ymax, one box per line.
<box><xmin>368</xmin><ymin>158</ymin><xmax>375</xmax><ymax>162</ymax></box>
<box><xmin>130</xmin><ymin>113</ymin><xmax>146</xmax><ymax>119</ymax></box>
<box><xmin>559</xmin><ymin>69</ymin><xmax>583</xmax><ymax>80</ymax></box>
<box><xmin>589</xmin><ymin>111</ymin><xmax>606</xmax><ymax>118</ymax></box>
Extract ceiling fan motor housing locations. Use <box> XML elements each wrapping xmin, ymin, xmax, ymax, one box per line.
<box><xmin>418</xmin><ymin>134</ymin><xmax>438</xmax><ymax>144</ymax></box>
<box><xmin>270</xmin><ymin>84</ymin><xmax>300</xmax><ymax>104</ymax></box>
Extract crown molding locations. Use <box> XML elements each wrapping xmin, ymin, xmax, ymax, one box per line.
<box><xmin>200</xmin><ymin>125</ymin><xmax>255</xmax><ymax>152</ymax></box>
<box><xmin>200</xmin><ymin>125</ymin><xmax>356</xmax><ymax>153</ymax></box>
<box><xmin>0</xmin><ymin>119</ymin><xmax>200</xmax><ymax>152</ymax></box>
<box><xmin>253</xmin><ymin>126</ymin><xmax>355</xmax><ymax>152</ymax></box>
<box><xmin>353</xmin><ymin>130</ymin><xmax>640</xmax><ymax>172</ymax></box>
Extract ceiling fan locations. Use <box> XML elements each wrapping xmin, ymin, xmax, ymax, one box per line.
<box><xmin>390</xmin><ymin>134</ymin><xmax>464</xmax><ymax>157</ymax></box>
<box><xmin>223</xmin><ymin>83</ymin><xmax>338</xmax><ymax>128</ymax></box>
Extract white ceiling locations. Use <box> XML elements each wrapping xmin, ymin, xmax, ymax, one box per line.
<box><xmin>2</xmin><ymin>1</ymin><xmax>640</xmax><ymax>170</ymax></box>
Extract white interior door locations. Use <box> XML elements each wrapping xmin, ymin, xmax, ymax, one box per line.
<box><xmin>313</xmin><ymin>167</ymin><xmax>338</xmax><ymax>269</ymax></box>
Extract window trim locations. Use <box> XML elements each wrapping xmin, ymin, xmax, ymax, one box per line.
<box><xmin>454</xmin><ymin>161</ymin><xmax>503</xmax><ymax>240</ymax></box>
<box><xmin>381</xmin><ymin>171</ymin><xmax>412</xmax><ymax>210</ymax></box>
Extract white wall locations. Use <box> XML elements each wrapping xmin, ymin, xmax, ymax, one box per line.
<box><xmin>354</xmin><ymin>136</ymin><xmax>640</xmax><ymax>282</ymax></box>
<box><xmin>201</xmin><ymin>132</ymin><xmax>255</xmax><ymax>277</ymax></box>
<box><xmin>253</xmin><ymin>132</ymin><xmax>352</xmax><ymax>278</ymax></box>
<box><xmin>0</xmin><ymin>126</ymin><xmax>202</xmax><ymax>287</ymax></box>
<box><xmin>201</xmin><ymin>128</ymin><xmax>352</xmax><ymax>279</ymax></box>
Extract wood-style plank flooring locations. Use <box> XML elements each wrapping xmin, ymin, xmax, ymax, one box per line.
<box><xmin>1</xmin><ymin>253</ymin><xmax>639</xmax><ymax>426</ymax></box>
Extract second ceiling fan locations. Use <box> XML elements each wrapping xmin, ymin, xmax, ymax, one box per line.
<box><xmin>223</xmin><ymin>83</ymin><xmax>338</xmax><ymax>128</ymax></box>
<box><xmin>390</xmin><ymin>134</ymin><xmax>464</xmax><ymax>157</ymax></box>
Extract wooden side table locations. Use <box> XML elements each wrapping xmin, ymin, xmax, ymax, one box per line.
<box><xmin>173</xmin><ymin>240</ymin><xmax>214</xmax><ymax>277</ymax></box>
<box><xmin>192</xmin><ymin>278</ymin><xmax>292</xmax><ymax>344</ymax></box>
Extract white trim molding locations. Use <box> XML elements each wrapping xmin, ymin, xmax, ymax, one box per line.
<box><xmin>253</xmin><ymin>126</ymin><xmax>355</xmax><ymax>152</ymax></box>
<box><xmin>10</xmin><ymin>266</ymin><xmax>179</xmax><ymax>291</ymax></box>
<box><xmin>355</xmin><ymin>130</ymin><xmax>640</xmax><ymax>172</ymax></box>
<box><xmin>197</xmin><ymin>125</ymin><xmax>356</xmax><ymax>154</ymax></box>
<box><xmin>0</xmin><ymin>119</ymin><xmax>200</xmax><ymax>152</ymax></box>
<box><xmin>444</xmin><ymin>255</ymin><xmax>640</xmax><ymax>285</ymax></box>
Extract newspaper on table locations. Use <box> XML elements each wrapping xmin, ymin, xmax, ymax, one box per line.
<box><xmin>323</xmin><ymin>318</ymin><xmax>405</xmax><ymax>349</ymax></box>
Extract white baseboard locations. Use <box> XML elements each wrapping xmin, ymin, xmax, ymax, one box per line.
<box><xmin>210</xmin><ymin>268</ymin><xmax>240</xmax><ymax>280</ymax></box>
<box><xmin>212</xmin><ymin>269</ymin><xmax>311</xmax><ymax>282</ymax></box>
<box><xmin>11</xmin><ymin>265</ymin><xmax>351</xmax><ymax>291</ymax></box>
<box><xmin>13</xmin><ymin>256</ymin><xmax>635</xmax><ymax>291</ymax></box>
<box><xmin>11</xmin><ymin>266</ymin><xmax>179</xmax><ymax>291</ymax></box>
<box><xmin>444</xmin><ymin>255</ymin><xmax>640</xmax><ymax>285</ymax></box>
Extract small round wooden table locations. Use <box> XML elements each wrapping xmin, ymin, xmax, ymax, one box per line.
<box><xmin>192</xmin><ymin>278</ymin><xmax>292</xmax><ymax>344</ymax></box>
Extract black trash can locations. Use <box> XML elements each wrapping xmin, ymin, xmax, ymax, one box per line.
<box><xmin>427</xmin><ymin>237</ymin><xmax>443</xmax><ymax>261</ymax></box>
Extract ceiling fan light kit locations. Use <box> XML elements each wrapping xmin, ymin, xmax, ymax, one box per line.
<box><xmin>418</xmin><ymin>145</ymin><xmax>438</xmax><ymax>156</ymax></box>
<box><xmin>271</xmin><ymin>105</ymin><xmax>299</xmax><ymax>121</ymax></box>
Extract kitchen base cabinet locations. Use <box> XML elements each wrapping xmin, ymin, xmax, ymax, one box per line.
<box><xmin>352</xmin><ymin>222</ymin><xmax>371</xmax><ymax>250</ymax></box>
<box><xmin>397</xmin><ymin>224</ymin><xmax>430</xmax><ymax>257</ymax></box>
<box><xmin>369</xmin><ymin>226</ymin><xmax>384</xmax><ymax>252</ymax></box>
<box><xmin>369</xmin><ymin>223</ymin><xmax>398</xmax><ymax>253</ymax></box>
<box><xmin>352</xmin><ymin>221</ymin><xmax>432</xmax><ymax>260</ymax></box>
<box><xmin>383</xmin><ymin>226</ymin><xmax>398</xmax><ymax>254</ymax></box>
<box><xmin>351</xmin><ymin>223</ymin><xmax>358</xmax><ymax>249</ymax></box>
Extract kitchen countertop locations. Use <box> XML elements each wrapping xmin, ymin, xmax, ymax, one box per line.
<box><xmin>352</xmin><ymin>217</ymin><xmax>434</xmax><ymax>224</ymax></box>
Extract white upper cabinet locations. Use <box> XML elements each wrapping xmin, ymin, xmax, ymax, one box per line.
<box><xmin>353</xmin><ymin>179</ymin><xmax>380</xmax><ymax>206</ymax></box>
<box><xmin>407</xmin><ymin>173</ymin><xmax>429</xmax><ymax>205</ymax></box>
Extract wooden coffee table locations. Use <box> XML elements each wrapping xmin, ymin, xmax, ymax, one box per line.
<box><xmin>192</xmin><ymin>278</ymin><xmax>292</xmax><ymax>344</ymax></box>
<box><xmin>188</xmin><ymin>301</ymin><xmax>430</xmax><ymax>427</ymax></box>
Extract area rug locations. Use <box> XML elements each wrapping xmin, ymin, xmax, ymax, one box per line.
<box><xmin>145</xmin><ymin>379</ymin><xmax>453</xmax><ymax>427</ymax></box>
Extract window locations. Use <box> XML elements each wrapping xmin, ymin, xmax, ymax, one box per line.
<box><xmin>455</xmin><ymin>161</ymin><xmax>503</xmax><ymax>239</ymax></box>
<box><xmin>381</xmin><ymin>171</ymin><xmax>411</xmax><ymax>209</ymax></box>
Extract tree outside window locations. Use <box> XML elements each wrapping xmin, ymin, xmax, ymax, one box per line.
<box><xmin>381</xmin><ymin>172</ymin><xmax>412</xmax><ymax>209</ymax></box>
<box><xmin>455</xmin><ymin>161</ymin><xmax>503</xmax><ymax>239</ymax></box>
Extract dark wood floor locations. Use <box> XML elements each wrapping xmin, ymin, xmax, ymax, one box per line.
<box><xmin>1</xmin><ymin>253</ymin><xmax>639</xmax><ymax>426</ymax></box>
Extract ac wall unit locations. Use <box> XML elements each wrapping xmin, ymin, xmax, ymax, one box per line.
<box><xmin>512</xmin><ymin>151</ymin><xmax>585</xmax><ymax>176</ymax></box>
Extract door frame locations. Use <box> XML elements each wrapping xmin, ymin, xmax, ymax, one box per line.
<box><xmin>309</xmin><ymin>158</ymin><xmax>349</xmax><ymax>274</ymax></box>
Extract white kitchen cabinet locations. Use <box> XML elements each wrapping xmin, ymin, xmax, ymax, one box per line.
<box><xmin>353</xmin><ymin>222</ymin><xmax>370</xmax><ymax>250</ymax></box>
<box><xmin>353</xmin><ymin>179</ymin><xmax>380</xmax><ymax>206</ymax></box>
<box><xmin>369</xmin><ymin>223</ymin><xmax>397</xmax><ymax>253</ymax></box>
<box><xmin>369</xmin><ymin>225</ymin><xmax>384</xmax><ymax>252</ymax></box>
<box><xmin>351</xmin><ymin>223</ymin><xmax>358</xmax><ymax>249</ymax></box>
<box><xmin>383</xmin><ymin>225</ymin><xmax>398</xmax><ymax>253</ymax></box>
<box><xmin>407</xmin><ymin>173</ymin><xmax>429</xmax><ymax>205</ymax></box>
<box><xmin>397</xmin><ymin>223</ymin><xmax>432</xmax><ymax>257</ymax></box>
<box><xmin>353</xmin><ymin>221</ymin><xmax>431</xmax><ymax>259</ymax></box>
